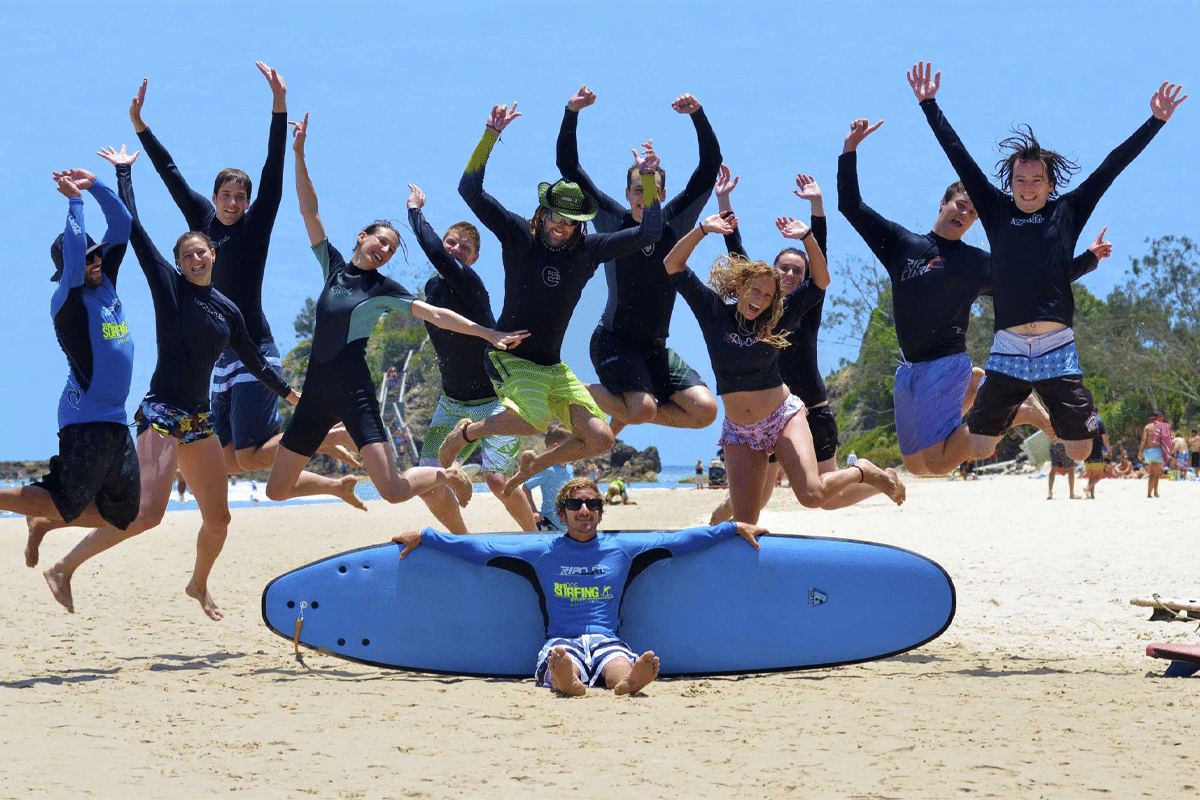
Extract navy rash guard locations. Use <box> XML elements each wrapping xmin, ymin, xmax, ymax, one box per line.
<box><xmin>116</xmin><ymin>165</ymin><xmax>290</xmax><ymax>410</ymax></box>
<box><xmin>409</xmin><ymin>207</ymin><xmax>497</xmax><ymax>402</ymax></box>
<box><xmin>52</xmin><ymin>179</ymin><xmax>134</xmax><ymax>428</ymax></box>
<box><xmin>556</xmin><ymin>107</ymin><xmax>721</xmax><ymax>342</ymax></box>
<box><xmin>671</xmin><ymin>268</ymin><xmax>819</xmax><ymax>396</ymax></box>
<box><xmin>722</xmin><ymin>218</ymin><xmax>829</xmax><ymax>406</ymax></box>
<box><xmin>459</xmin><ymin>129</ymin><xmax>662</xmax><ymax>367</ymax></box>
<box><xmin>418</xmin><ymin>522</ymin><xmax>739</xmax><ymax>639</ymax></box>
<box><xmin>136</xmin><ymin>112</ymin><xmax>286</xmax><ymax>347</ymax></box>
<box><xmin>920</xmin><ymin>98</ymin><xmax>1162</xmax><ymax>332</ymax></box>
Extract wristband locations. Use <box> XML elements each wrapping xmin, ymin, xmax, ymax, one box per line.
<box><xmin>698</xmin><ymin>222</ymin><xmax>707</xmax><ymax>235</ymax></box>
<box><xmin>801</xmin><ymin>229</ymin><xmax>813</xmax><ymax>241</ymax></box>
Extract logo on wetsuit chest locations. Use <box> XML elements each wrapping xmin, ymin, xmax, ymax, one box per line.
<box><xmin>192</xmin><ymin>297</ymin><xmax>226</xmax><ymax>323</ymax></box>
<box><xmin>554</xmin><ymin>582</ymin><xmax>615</xmax><ymax>602</ymax></box>
<box><xmin>329</xmin><ymin>285</ymin><xmax>353</xmax><ymax>298</ymax></box>
<box><xmin>725</xmin><ymin>332</ymin><xmax>760</xmax><ymax>347</ymax></box>
<box><xmin>559</xmin><ymin>565</ymin><xmax>611</xmax><ymax>576</ymax></box>
<box><xmin>542</xmin><ymin>266</ymin><xmax>561</xmax><ymax>288</ymax></box>
<box><xmin>899</xmin><ymin>256</ymin><xmax>945</xmax><ymax>282</ymax></box>
<box><xmin>1009</xmin><ymin>213</ymin><xmax>1045</xmax><ymax>227</ymax></box>
<box><xmin>641</xmin><ymin>243</ymin><xmax>656</xmax><ymax>257</ymax></box>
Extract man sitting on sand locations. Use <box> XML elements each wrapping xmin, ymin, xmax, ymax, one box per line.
<box><xmin>392</xmin><ymin>478</ymin><xmax>764</xmax><ymax>696</ymax></box>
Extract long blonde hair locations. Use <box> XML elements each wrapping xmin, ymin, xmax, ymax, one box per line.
<box><xmin>707</xmin><ymin>254</ymin><xmax>791</xmax><ymax>348</ymax></box>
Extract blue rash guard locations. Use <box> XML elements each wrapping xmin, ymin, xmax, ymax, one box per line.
<box><xmin>458</xmin><ymin>128</ymin><xmax>662</xmax><ymax>367</ymax></box>
<box><xmin>116</xmin><ymin>165</ymin><xmax>291</xmax><ymax>410</ymax></box>
<box><xmin>556</xmin><ymin>106</ymin><xmax>721</xmax><ymax>343</ymax></box>
<box><xmin>919</xmin><ymin>98</ymin><xmax>1161</xmax><ymax>332</ymax></box>
<box><xmin>51</xmin><ymin>179</ymin><xmax>134</xmax><ymax>428</ymax></box>
<box><xmin>408</xmin><ymin>207</ymin><xmax>497</xmax><ymax>403</ymax></box>
<box><xmin>417</xmin><ymin>521</ymin><xmax>739</xmax><ymax>639</ymax></box>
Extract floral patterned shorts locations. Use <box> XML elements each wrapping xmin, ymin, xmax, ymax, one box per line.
<box><xmin>135</xmin><ymin>398</ymin><xmax>215</xmax><ymax>444</ymax></box>
<box><xmin>718</xmin><ymin>394</ymin><xmax>806</xmax><ymax>454</ymax></box>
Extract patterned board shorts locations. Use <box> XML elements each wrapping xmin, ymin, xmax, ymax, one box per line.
<box><xmin>418</xmin><ymin>394</ymin><xmax>520</xmax><ymax>474</ymax></box>
<box><xmin>135</xmin><ymin>398</ymin><xmax>215</xmax><ymax>444</ymax></box>
<box><xmin>534</xmin><ymin>634</ymin><xmax>638</xmax><ymax>688</ymax></box>
<box><xmin>486</xmin><ymin>351</ymin><xmax>606</xmax><ymax>433</ymax></box>
<box><xmin>718</xmin><ymin>394</ymin><xmax>806</xmax><ymax>455</ymax></box>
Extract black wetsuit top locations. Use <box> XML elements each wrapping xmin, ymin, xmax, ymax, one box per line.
<box><xmin>115</xmin><ymin>165</ymin><xmax>290</xmax><ymax>410</ymax></box>
<box><xmin>1086</xmin><ymin>418</ymin><xmax>1108</xmax><ymax>462</ymax></box>
<box><xmin>722</xmin><ymin>219</ymin><xmax>829</xmax><ymax>406</ymax></box>
<box><xmin>459</xmin><ymin>129</ymin><xmax>662</xmax><ymax>367</ymax></box>
<box><xmin>556</xmin><ymin>107</ymin><xmax>721</xmax><ymax>342</ymax></box>
<box><xmin>920</xmin><ymin>98</ymin><xmax>1163</xmax><ymax>332</ymax></box>
<box><xmin>671</xmin><ymin>268</ymin><xmax>818</xmax><ymax>396</ymax></box>
<box><xmin>309</xmin><ymin>239</ymin><xmax>416</xmax><ymax>365</ymax></box>
<box><xmin>409</xmin><ymin>207</ymin><xmax>497</xmax><ymax>403</ymax></box>
<box><xmin>136</xmin><ymin>112</ymin><xmax>286</xmax><ymax>346</ymax></box>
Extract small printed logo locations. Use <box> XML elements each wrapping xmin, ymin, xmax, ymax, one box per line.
<box><xmin>542</xmin><ymin>266</ymin><xmax>561</xmax><ymax>288</ymax></box>
<box><xmin>808</xmin><ymin>588</ymin><xmax>827</xmax><ymax>607</ymax></box>
<box><xmin>330</xmin><ymin>285</ymin><xmax>353</xmax><ymax>298</ymax></box>
<box><xmin>1086</xmin><ymin>413</ymin><xmax>1100</xmax><ymax>432</ymax></box>
<box><xmin>641</xmin><ymin>243</ymin><xmax>656</xmax><ymax>257</ymax></box>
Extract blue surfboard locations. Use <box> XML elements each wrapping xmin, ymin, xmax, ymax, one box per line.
<box><xmin>261</xmin><ymin>532</ymin><xmax>955</xmax><ymax>677</ymax></box>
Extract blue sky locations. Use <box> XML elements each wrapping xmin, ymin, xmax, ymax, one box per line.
<box><xmin>3</xmin><ymin>1</ymin><xmax>1195</xmax><ymax>466</ymax></box>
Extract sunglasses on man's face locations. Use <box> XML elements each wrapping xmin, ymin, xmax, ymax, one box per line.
<box><xmin>545</xmin><ymin>210</ymin><xmax>579</xmax><ymax>226</ymax></box>
<box><xmin>563</xmin><ymin>497</ymin><xmax>603</xmax><ymax>512</ymax></box>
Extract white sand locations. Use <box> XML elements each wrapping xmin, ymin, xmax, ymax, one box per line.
<box><xmin>1</xmin><ymin>473</ymin><xmax>1196</xmax><ymax>798</ymax></box>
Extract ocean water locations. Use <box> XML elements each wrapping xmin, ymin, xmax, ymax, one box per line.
<box><xmin>0</xmin><ymin>465</ymin><xmax>701</xmax><ymax>517</ymax></box>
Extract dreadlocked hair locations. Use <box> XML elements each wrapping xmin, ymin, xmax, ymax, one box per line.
<box><xmin>707</xmin><ymin>254</ymin><xmax>792</xmax><ymax>348</ymax></box>
<box><xmin>994</xmin><ymin>124</ymin><xmax>1080</xmax><ymax>199</ymax></box>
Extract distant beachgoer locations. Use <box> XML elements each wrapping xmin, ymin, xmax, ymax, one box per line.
<box><xmin>1172</xmin><ymin>432</ymin><xmax>1188</xmax><ymax>480</ymax></box>
<box><xmin>1047</xmin><ymin>441</ymin><xmax>1080</xmax><ymax>500</ymax></box>
<box><xmin>605</xmin><ymin>478</ymin><xmax>635</xmax><ymax>505</ymax></box>
<box><xmin>392</xmin><ymin>478</ymin><xmax>765</xmax><ymax>696</ymax></box>
<box><xmin>522</xmin><ymin>427</ymin><xmax>574</xmax><ymax>532</ymax></box>
<box><xmin>1083</xmin><ymin>417</ymin><xmax>1110</xmax><ymax>499</ymax></box>
<box><xmin>1139</xmin><ymin>411</ymin><xmax>1173</xmax><ymax>499</ymax></box>
<box><xmin>694</xmin><ymin>459</ymin><xmax>705</xmax><ymax>490</ymax></box>
<box><xmin>1190</xmin><ymin>429</ymin><xmax>1200</xmax><ymax>477</ymax></box>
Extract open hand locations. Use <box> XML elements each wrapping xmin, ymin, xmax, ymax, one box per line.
<box><xmin>53</xmin><ymin>174</ymin><xmax>82</xmax><ymax>199</ymax></box>
<box><xmin>907</xmin><ymin>61</ymin><xmax>940</xmax><ymax>102</ymax></box>
<box><xmin>1150</xmin><ymin>81</ymin><xmax>1187</xmax><ymax>121</ymax></box>
<box><xmin>714</xmin><ymin>164</ymin><xmax>739</xmax><ymax>198</ymax></box>
<box><xmin>633</xmin><ymin>139</ymin><xmax>660</xmax><ymax>174</ymax></box>
<box><xmin>491</xmin><ymin>329</ymin><xmax>531</xmax><ymax>350</ymax></box>
<box><xmin>130</xmin><ymin>78</ymin><xmax>148</xmax><ymax>132</ymax></box>
<box><xmin>700</xmin><ymin>212</ymin><xmax>737</xmax><ymax>235</ymax></box>
<box><xmin>256</xmin><ymin>61</ymin><xmax>287</xmax><ymax>111</ymax></box>
<box><xmin>487</xmin><ymin>102</ymin><xmax>521</xmax><ymax>133</ymax></box>
<box><xmin>776</xmin><ymin>216</ymin><xmax>811</xmax><ymax>240</ymax></box>
<box><xmin>96</xmin><ymin>145</ymin><xmax>140</xmax><ymax>167</ymax></box>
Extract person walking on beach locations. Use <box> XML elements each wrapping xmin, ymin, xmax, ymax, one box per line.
<box><xmin>392</xmin><ymin>478</ymin><xmax>765</xmax><ymax>696</ymax></box>
<box><xmin>407</xmin><ymin>183</ymin><xmax>537</xmax><ymax>533</ymax></box>
<box><xmin>2</xmin><ymin>168</ymin><xmax>136</xmax><ymax>570</ymax></box>
<box><xmin>1046</xmin><ymin>441</ymin><xmax>1080</xmax><ymax>500</ymax></box>
<box><xmin>1138</xmin><ymin>411</ymin><xmax>1173</xmax><ymax>499</ymax></box>
<box><xmin>129</xmin><ymin>66</ymin><xmax>357</xmax><ymax>475</ymax></box>
<box><xmin>556</xmin><ymin>85</ymin><xmax>720</xmax><ymax>438</ymax></box>
<box><xmin>1082</xmin><ymin>417</ymin><xmax>1110</xmax><ymax>499</ymax></box>
<box><xmin>910</xmin><ymin>61</ymin><xmax>1186</xmax><ymax>464</ymax></box>
<box><xmin>439</xmin><ymin>102</ymin><xmax>663</xmax><ymax>494</ymax></box>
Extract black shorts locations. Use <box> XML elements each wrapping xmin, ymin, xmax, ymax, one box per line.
<box><xmin>280</xmin><ymin>355</ymin><xmax>387</xmax><ymax>458</ymax></box>
<box><xmin>806</xmin><ymin>404</ymin><xmax>839</xmax><ymax>463</ymax></box>
<box><xmin>968</xmin><ymin>371</ymin><xmax>1098</xmax><ymax>441</ymax></box>
<box><xmin>589</xmin><ymin>327</ymin><xmax>706</xmax><ymax>402</ymax></box>
<box><xmin>1192</xmin><ymin>452</ymin><xmax>1200</xmax><ymax>470</ymax></box>
<box><xmin>33</xmin><ymin>422</ymin><xmax>140</xmax><ymax>529</ymax></box>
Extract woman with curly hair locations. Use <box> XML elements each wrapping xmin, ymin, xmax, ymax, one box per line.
<box><xmin>664</xmin><ymin>213</ymin><xmax>905</xmax><ymax>524</ymax></box>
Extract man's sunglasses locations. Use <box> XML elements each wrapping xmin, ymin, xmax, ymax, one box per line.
<box><xmin>563</xmin><ymin>497</ymin><xmax>603</xmax><ymax>511</ymax></box>
<box><xmin>545</xmin><ymin>210</ymin><xmax>579</xmax><ymax>226</ymax></box>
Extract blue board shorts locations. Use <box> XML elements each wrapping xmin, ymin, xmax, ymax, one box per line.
<box><xmin>1143</xmin><ymin>446</ymin><xmax>1164</xmax><ymax>465</ymax></box>
<box><xmin>534</xmin><ymin>634</ymin><xmax>637</xmax><ymax>689</ymax></box>
<box><xmin>211</xmin><ymin>342</ymin><xmax>284</xmax><ymax>450</ymax></box>
<box><xmin>894</xmin><ymin>352</ymin><xmax>972</xmax><ymax>457</ymax></box>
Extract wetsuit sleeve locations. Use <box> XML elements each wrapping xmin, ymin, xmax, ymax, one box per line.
<box><xmin>136</xmin><ymin>126</ymin><xmax>213</xmax><ymax>230</ymax></box>
<box><xmin>836</xmin><ymin>152</ymin><xmax>904</xmax><ymax>271</ymax></box>
<box><xmin>419</xmin><ymin>528</ymin><xmax>548</xmax><ymax>565</ymax></box>
<box><xmin>662</xmin><ymin>108</ymin><xmax>721</xmax><ymax>229</ymax></box>
<box><xmin>115</xmin><ymin>164</ymin><xmax>180</xmax><ymax>303</ymax></box>
<box><xmin>1067</xmin><ymin>116</ymin><xmax>1166</xmax><ymax>229</ymax></box>
<box><xmin>812</xmin><ymin>213</ymin><xmax>828</xmax><ymax>260</ymax></box>
<box><xmin>52</xmin><ymin>197</ymin><xmax>87</xmax><ymax>310</ymax></box>
<box><xmin>311</xmin><ymin>238</ymin><xmax>340</xmax><ymax>282</ymax></box>
<box><xmin>225</xmin><ymin>302</ymin><xmax>291</xmax><ymax>398</ymax></box>
<box><xmin>918</xmin><ymin>99</ymin><xmax>1005</xmax><ymax>218</ymax></box>
<box><xmin>1069</xmin><ymin>250</ymin><xmax>1100</xmax><ymax>282</ymax></box>
<box><xmin>458</xmin><ymin>129</ymin><xmax>530</xmax><ymax>247</ymax></box>
<box><xmin>779</xmin><ymin>279</ymin><xmax>825</xmax><ymax>329</ymax></box>
<box><xmin>670</xmin><ymin>266</ymin><xmax>724</xmax><ymax>324</ymax></box>
<box><xmin>555</xmin><ymin>108</ymin><xmax>625</xmax><ymax>228</ymax></box>
<box><xmin>86</xmin><ymin>177</ymin><xmax>132</xmax><ymax>286</ymax></box>
<box><xmin>242</xmin><ymin>111</ymin><xmax>288</xmax><ymax>243</ymax></box>
<box><xmin>651</xmin><ymin>521</ymin><xmax>737</xmax><ymax>556</ymax></box>
<box><xmin>408</xmin><ymin>207</ymin><xmax>474</xmax><ymax>289</ymax></box>
<box><xmin>722</xmin><ymin>226</ymin><xmax>748</xmax><ymax>259</ymax></box>
<box><xmin>587</xmin><ymin>175</ymin><xmax>663</xmax><ymax>262</ymax></box>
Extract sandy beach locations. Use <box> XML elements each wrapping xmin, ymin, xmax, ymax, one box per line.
<box><xmin>2</xmin><ymin>472</ymin><xmax>1196</xmax><ymax>799</ymax></box>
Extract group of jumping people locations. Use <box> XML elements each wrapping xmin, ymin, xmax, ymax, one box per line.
<box><xmin>3</xmin><ymin>62</ymin><xmax>1185</xmax><ymax>632</ymax></box>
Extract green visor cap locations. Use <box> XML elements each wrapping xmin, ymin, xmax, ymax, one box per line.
<box><xmin>537</xmin><ymin>179</ymin><xmax>598</xmax><ymax>222</ymax></box>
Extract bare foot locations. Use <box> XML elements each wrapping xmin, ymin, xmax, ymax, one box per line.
<box><xmin>43</xmin><ymin>567</ymin><xmax>74</xmax><ymax>613</ymax></box>
<box><xmin>185</xmin><ymin>582</ymin><xmax>224</xmax><ymax>621</ymax></box>
<box><xmin>25</xmin><ymin>517</ymin><xmax>52</xmax><ymax>568</ymax></box>
<box><xmin>856</xmin><ymin>459</ymin><xmax>906</xmax><ymax>505</ymax></box>
<box><xmin>548</xmin><ymin>646</ymin><xmax>586</xmax><ymax>696</ymax></box>
<box><xmin>446</xmin><ymin>466</ymin><xmax>473</xmax><ymax>508</ymax></box>
<box><xmin>334</xmin><ymin>475</ymin><xmax>368</xmax><ymax>511</ymax></box>
<box><xmin>318</xmin><ymin>441</ymin><xmax>361</xmax><ymax>469</ymax></box>
<box><xmin>501</xmin><ymin>450</ymin><xmax>539</xmax><ymax>497</ymax></box>
<box><xmin>614</xmin><ymin>650</ymin><xmax>660</xmax><ymax>696</ymax></box>
<box><xmin>1070</xmin><ymin>493</ymin><xmax>1081</xmax><ymax>499</ymax></box>
<box><xmin>608</xmin><ymin>416</ymin><xmax>627</xmax><ymax>439</ymax></box>
<box><xmin>438</xmin><ymin>419</ymin><xmax>473</xmax><ymax>468</ymax></box>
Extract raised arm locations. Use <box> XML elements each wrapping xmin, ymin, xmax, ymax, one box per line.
<box><xmin>713</xmin><ymin>164</ymin><xmax>747</xmax><ymax>259</ymax></box>
<box><xmin>406</xmin><ymin>184</ymin><xmax>473</xmax><ymax>286</ymax></box>
<box><xmin>586</xmin><ymin>142</ymin><xmax>663</xmax><ymax>262</ymax></box>
<box><xmin>792</xmin><ymin>173</ymin><xmax>828</xmax><ymax>258</ymax></box>
<box><xmin>458</xmin><ymin>103</ymin><xmax>529</xmax><ymax>239</ymax></box>
<box><xmin>51</xmin><ymin>175</ymin><xmax>86</xmax><ymax>297</ymax></box>
<box><xmin>246</xmin><ymin>62</ymin><xmax>288</xmax><ymax>230</ymax></box>
<box><xmin>87</xmin><ymin>153</ymin><xmax>135</xmax><ymax>284</ymax></box>
<box><xmin>661</xmin><ymin>93</ymin><xmax>722</xmax><ymax>227</ymax></box>
<box><xmin>664</xmin><ymin>212</ymin><xmax>738</xmax><ymax>275</ymax></box>
<box><xmin>129</xmin><ymin>78</ymin><xmax>212</xmax><ymax>229</ymax></box>
<box><xmin>1069</xmin><ymin>226</ymin><xmax>1112</xmax><ymax>281</ymax></box>
<box><xmin>410</xmin><ymin>300</ymin><xmax>529</xmax><ymax>351</ymax></box>
<box><xmin>837</xmin><ymin>119</ymin><xmax>905</xmax><ymax>265</ymax></box>
<box><xmin>554</xmin><ymin>86</ymin><xmax>624</xmax><ymax>223</ymax></box>
<box><xmin>776</xmin><ymin>214</ymin><xmax>829</xmax><ymax>291</ymax></box>
<box><xmin>908</xmin><ymin>62</ymin><xmax>1001</xmax><ymax>215</ymax></box>
<box><xmin>111</xmin><ymin>160</ymin><xmax>179</xmax><ymax>297</ymax></box>
<box><xmin>290</xmin><ymin>113</ymin><xmax>326</xmax><ymax>246</ymax></box>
